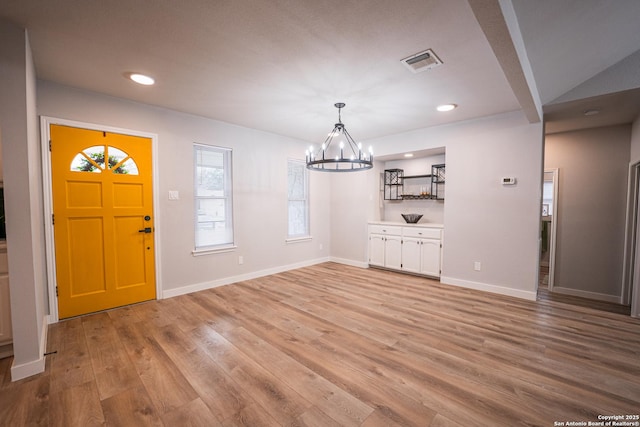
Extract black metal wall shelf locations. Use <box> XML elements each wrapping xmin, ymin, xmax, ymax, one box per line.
<box><xmin>383</xmin><ymin>164</ymin><xmax>445</xmax><ymax>201</ymax></box>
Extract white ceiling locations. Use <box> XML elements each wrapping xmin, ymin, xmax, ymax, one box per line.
<box><xmin>1</xmin><ymin>0</ymin><xmax>640</xmax><ymax>143</ymax></box>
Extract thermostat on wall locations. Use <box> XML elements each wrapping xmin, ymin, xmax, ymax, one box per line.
<box><xmin>501</xmin><ymin>177</ymin><xmax>516</xmax><ymax>185</ymax></box>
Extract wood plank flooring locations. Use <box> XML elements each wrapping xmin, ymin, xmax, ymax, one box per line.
<box><xmin>538</xmin><ymin>266</ymin><xmax>631</xmax><ymax>315</ymax></box>
<box><xmin>1</xmin><ymin>262</ymin><xmax>639</xmax><ymax>426</ymax></box>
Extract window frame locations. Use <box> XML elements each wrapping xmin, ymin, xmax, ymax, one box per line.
<box><xmin>193</xmin><ymin>143</ymin><xmax>235</xmax><ymax>255</ymax></box>
<box><xmin>286</xmin><ymin>158</ymin><xmax>311</xmax><ymax>242</ymax></box>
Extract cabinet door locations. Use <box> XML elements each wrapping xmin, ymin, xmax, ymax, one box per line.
<box><xmin>369</xmin><ymin>234</ymin><xmax>386</xmax><ymax>267</ymax></box>
<box><xmin>385</xmin><ymin>235</ymin><xmax>403</xmax><ymax>270</ymax></box>
<box><xmin>401</xmin><ymin>237</ymin><xmax>421</xmax><ymax>273</ymax></box>
<box><xmin>420</xmin><ymin>239</ymin><xmax>441</xmax><ymax>277</ymax></box>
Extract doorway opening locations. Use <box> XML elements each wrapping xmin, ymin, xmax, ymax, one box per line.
<box><xmin>623</xmin><ymin>162</ymin><xmax>640</xmax><ymax>318</ymax></box>
<box><xmin>539</xmin><ymin>169</ymin><xmax>558</xmax><ymax>293</ymax></box>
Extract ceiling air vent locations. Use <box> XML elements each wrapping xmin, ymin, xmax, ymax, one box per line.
<box><xmin>401</xmin><ymin>49</ymin><xmax>443</xmax><ymax>73</ymax></box>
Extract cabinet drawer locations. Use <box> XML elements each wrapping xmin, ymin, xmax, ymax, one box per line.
<box><xmin>403</xmin><ymin>227</ymin><xmax>441</xmax><ymax>239</ymax></box>
<box><xmin>369</xmin><ymin>224</ymin><xmax>402</xmax><ymax>235</ymax></box>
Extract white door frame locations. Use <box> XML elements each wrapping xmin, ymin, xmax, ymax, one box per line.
<box><xmin>40</xmin><ymin>116</ymin><xmax>163</xmax><ymax>323</ymax></box>
<box><xmin>543</xmin><ymin>168</ymin><xmax>559</xmax><ymax>292</ymax></box>
<box><xmin>622</xmin><ymin>161</ymin><xmax>640</xmax><ymax>317</ymax></box>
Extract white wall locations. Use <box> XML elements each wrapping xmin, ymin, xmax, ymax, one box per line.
<box><xmin>337</xmin><ymin>111</ymin><xmax>544</xmax><ymax>299</ymax></box>
<box><xmin>545</xmin><ymin>125</ymin><xmax>631</xmax><ymax>300</ymax></box>
<box><xmin>37</xmin><ymin>81</ymin><xmax>331</xmax><ymax>297</ymax></box>
<box><xmin>329</xmin><ymin>162</ymin><xmax>382</xmax><ymax>266</ymax></box>
<box><xmin>0</xmin><ymin>20</ymin><xmax>49</xmax><ymax>380</ymax></box>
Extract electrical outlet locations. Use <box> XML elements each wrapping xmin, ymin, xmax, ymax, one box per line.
<box><xmin>474</xmin><ymin>261</ymin><xmax>481</xmax><ymax>271</ymax></box>
<box><xmin>319</xmin><ymin>243</ymin><xmax>323</xmax><ymax>251</ymax></box>
<box><xmin>238</xmin><ymin>256</ymin><xmax>244</xmax><ymax>265</ymax></box>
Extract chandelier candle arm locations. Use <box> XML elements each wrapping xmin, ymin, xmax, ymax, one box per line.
<box><xmin>306</xmin><ymin>103</ymin><xmax>373</xmax><ymax>172</ymax></box>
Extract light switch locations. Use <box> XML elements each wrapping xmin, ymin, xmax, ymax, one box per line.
<box><xmin>168</xmin><ymin>190</ymin><xmax>180</xmax><ymax>200</ymax></box>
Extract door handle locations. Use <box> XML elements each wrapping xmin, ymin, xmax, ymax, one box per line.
<box><xmin>138</xmin><ymin>227</ymin><xmax>152</xmax><ymax>234</ymax></box>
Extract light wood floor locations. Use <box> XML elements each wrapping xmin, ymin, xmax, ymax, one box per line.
<box><xmin>1</xmin><ymin>262</ymin><xmax>640</xmax><ymax>426</ymax></box>
<box><xmin>537</xmin><ymin>265</ymin><xmax>631</xmax><ymax>315</ymax></box>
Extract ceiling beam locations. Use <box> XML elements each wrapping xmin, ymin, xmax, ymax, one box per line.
<box><xmin>468</xmin><ymin>0</ymin><xmax>540</xmax><ymax>123</ymax></box>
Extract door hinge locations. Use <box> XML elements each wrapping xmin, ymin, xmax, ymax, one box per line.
<box><xmin>55</xmin><ymin>286</ymin><xmax>58</xmax><ymax>297</ymax></box>
<box><xmin>52</xmin><ymin>214</ymin><xmax>55</xmax><ymax>225</ymax></box>
<box><xmin>49</xmin><ymin>140</ymin><xmax>52</xmax><ymax>151</ymax></box>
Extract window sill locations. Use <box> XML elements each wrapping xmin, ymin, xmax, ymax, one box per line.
<box><xmin>285</xmin><ymin>236</ymin><xmax>312</xmax><ymax>244</ymax></box>
<box><xmin>192</xmin><ymin>244</ymin><xmax>237</xmax><ymax>256</ymax></box>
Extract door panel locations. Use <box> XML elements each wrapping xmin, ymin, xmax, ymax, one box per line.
<box><xmin>401</xmin><ymin>237</ymin><xmax>421</xmax><ymax>273</ymax></box>
<box><xmin>51</xmin><ymin>124</ymin><xmax>155</xmax><ymax>318</ymax></box>
<box><xmin>67</xmin><ymin>217</ymin><xmax>106</xmax><ymax>296</ymax></box>
<box><xmin>112</xmin><ymin>216</ymin><xmax>147</xmax><ymax>288</ymax></box>
<box><xmin>420</xmin><ymin>239</ymin><xmax>441</xmax><ymax>277</ymax></box>
<box><xmin>385</xmin><ymin>236</ymin><xmax>402</xmax><ymax>270</ymax></box>
<box><xmin>369</xmin><ymin>234</ymin><xmax>385</xmax><ymax>266</ymax></box>
<box><xmin>113</xmin><ymin>182</ymin><xmax>144</xmax><ymax>207</ymax></box>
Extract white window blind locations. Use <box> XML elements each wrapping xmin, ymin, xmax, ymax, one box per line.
<box><xmin>287</xmin><ymin>159</ymin><xmax>309</xmax><ymax>238</ymax></box>
<box><xmin>194</xmin><ymin>144</ymin><xmax>234</xmax><ymax>250</ymax></box>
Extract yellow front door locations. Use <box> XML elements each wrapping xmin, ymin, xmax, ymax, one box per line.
<box><xmin>51</xmin><ymin>124</ymin><xmax>156</xmax><ymax>319</ymax></box>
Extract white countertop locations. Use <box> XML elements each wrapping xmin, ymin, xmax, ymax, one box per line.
<box><xmin>369</xmin><ymin>221</ymin><xmax>444</xmax><ymax>228</ymax></box>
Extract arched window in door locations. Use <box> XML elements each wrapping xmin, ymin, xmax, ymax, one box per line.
<box><xmin>70</xmin><ymin>145</ymin><xmax>139</xmax><ymax>175</ymax></box>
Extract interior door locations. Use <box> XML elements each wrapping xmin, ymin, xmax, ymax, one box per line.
<box><xmin>50</xmin><ymin>124</ymin><xmax>156</xmax><ymax>319</ymax></box>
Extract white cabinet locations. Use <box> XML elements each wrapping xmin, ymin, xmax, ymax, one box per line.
<box><xmin>401</xmin><ymin>236</ymin><xmax>441</xmax><ymax>277</ymax></box>
<box><xmin>368</xmin><ymin>233</ymin><xmax>386</xmax><ymax>267</ymax></box>
<box><xmin>368</xmin><ymin>223</ymin><xmax>443</xmax><ymax>278</ymax></box>
<box><xmin>401</xmin><ymin>237</ymin><xmax>422</xmax><ymax>273</ymax></box>
<box><xmin>419</xmin><ymin>238</ymin><xmax>441</xmax><ymax>277</ymax></box>
<box><xmin>384</xmin><ymin>235</ymin><xmax>403</xmax><ymax>270</ymax></box>
<box><xmin>368</xmin><ymin>225</ymin><xmax>403</xmax><ymax>270</ymax></box>
<box><xmin>402</xmin><ymin>226</ymin><xmax>441</xmax><ymax>277</ymax></box>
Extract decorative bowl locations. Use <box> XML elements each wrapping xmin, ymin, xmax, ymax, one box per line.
<box><xmin>401</xmin><ymin>214</ymin><xmax>423</xmax><ymax>224</ymax></box>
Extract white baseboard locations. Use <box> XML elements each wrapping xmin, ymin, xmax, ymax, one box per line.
<box><xmin>440</xmin><ymin>276</ymin><xmax>537</xmax><ymax>301</ymax></box>
<box><xmin>162</xmin><ymin>257</ymin><xmax>331</xmax><ymax>299</ymax></box>
<box><xmin>329</xmin><ymin>257</ymin><xmax>369</xmax><ymax>269</ymax></box>
<box><xmin>11</xmin><ymin>355</ymin><xmax>46</xmax><ymax>382</ymax></box>
<box><xmin>551</xmin><ymin>286</ymin><xmax>620</xmax><ymax>304</ymax></box>
<box><xmin>11</xmin><ymin>314</ymin><xmax>48</xmax><ymax>381</ymax></box>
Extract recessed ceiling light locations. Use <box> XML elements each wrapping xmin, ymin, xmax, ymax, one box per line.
<box><xmin>437</xmin><ymin>104</ymin><xmax>457</xmax><ymax>112</ymax></box>
<box><xmin>583</xmin><ymin>109</ymin><xmax>600</xmax><ymax>116</ymax></box>
<box><xmin>404</xmin><ymin>153</ymin><xmax>414</xmax><ymax>158</ymax></box>
<box><xmin>127</xmin><ymin>73</ymin><xmax>155</xmax><ymax>86</ymax></box>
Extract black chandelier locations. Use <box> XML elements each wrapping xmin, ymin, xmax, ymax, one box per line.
<box><xmin>306</xmin><ymin>103</ymin><xmax>373</xmax><ymax>172</ymax></box>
